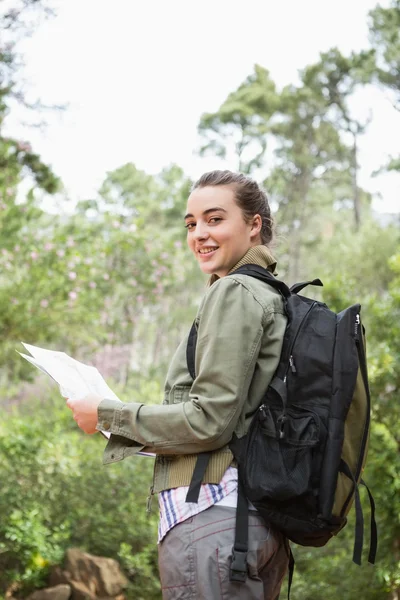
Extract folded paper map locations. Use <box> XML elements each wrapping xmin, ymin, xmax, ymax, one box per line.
<box><xmin>18</xmin><ymin>343</ymin><xmax>154</xmax><ymax>457</ymax></box>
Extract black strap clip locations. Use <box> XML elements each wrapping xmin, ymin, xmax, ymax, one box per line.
<box><xmin>229</xmin><ymin>547</ymin><xmax>248</xmax><ymax>582</ymax></box>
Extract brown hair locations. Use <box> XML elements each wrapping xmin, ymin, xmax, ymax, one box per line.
<box><xmin>192</xmin><ymin>170</ymin><xmax>274</xmax><ymax>246</ymax></box>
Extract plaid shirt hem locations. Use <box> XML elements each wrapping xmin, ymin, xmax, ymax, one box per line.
<box><xmin>158</xmin><ymin>465</ymin><xmax>238</xmax><ymax>542</ymax></box>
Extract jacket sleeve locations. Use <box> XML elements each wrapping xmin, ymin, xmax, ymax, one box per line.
<box><xmin>98</xmin><ymin>277</ymin><xmax>275</xmax><ymax>456</ymax></box>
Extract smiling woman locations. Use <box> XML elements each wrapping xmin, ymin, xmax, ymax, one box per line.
<box><xmin>186</xmin><ymin>171</ymin><xmax>273</xmax><ymax>280</ymax></box>
<box><xmin>66</xmin><ymin>170</ymin><xmax>289</xmax><ymax>600</ymax></box>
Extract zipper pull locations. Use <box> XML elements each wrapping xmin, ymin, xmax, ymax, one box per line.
<box><xmin>355</xmin><ymin>314</ymin><xmax>360</xmax><ymax>337</ymax></box>
<box><xmin>259</xmin><ymin>405</ymin><xmax>267</xmax><ymax>421</ymax></box>
<box><xmin>289</xmin><ymin>355</ymin><xmax>297</xmax><ymax>373</ymax></box>
<box><xmin>146</xmin><ymin>486</ymin><xmax>154</xmax><ymax>514</ymax></box>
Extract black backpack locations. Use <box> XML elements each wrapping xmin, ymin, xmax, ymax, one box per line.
<box><xmin>185</xmin><ymin>264</ymin><xmax>377</xmax><ymax>591</ymax></box>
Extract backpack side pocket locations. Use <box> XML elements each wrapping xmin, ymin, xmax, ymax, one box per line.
<box><xmin>242</xmin><ymin>405</ymin><xmax>320</xmax><ymax>503</ymax></box>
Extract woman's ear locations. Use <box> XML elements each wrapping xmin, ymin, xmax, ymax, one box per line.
<box><xmin>250</xmin><ymin>214</ymin><xmax>262</xmax><ymax>241</ymax></box>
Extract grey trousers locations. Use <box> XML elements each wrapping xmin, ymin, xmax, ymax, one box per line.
<box><xmin>158</xmin><ymin>505</ymin><xmax>289</xmax><ymax>600</ymax></box>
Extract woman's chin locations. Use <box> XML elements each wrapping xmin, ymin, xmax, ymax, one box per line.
<box><xmin>199</xmin><ymin>265</ymin><xmax>215</xmax><ymax>274</ymax></box>
<box><xmin>197</xmin><ymin>261</ymin><xmax>218</xmax><ymax>275</ymax></box>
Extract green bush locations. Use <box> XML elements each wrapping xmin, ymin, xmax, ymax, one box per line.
<box><xmin>0</xmin><ymin>390</ymin><xmax>161</xmax><ymax>599</ymax></box>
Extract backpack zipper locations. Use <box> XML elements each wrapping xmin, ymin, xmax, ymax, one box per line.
<box><xmin>284</xmin><ymin>301</ymin><xmax>317</xmax><ymax>382</ymax></box>
<box><xmin>354</xmin><ymin>317</ymin><xmax>370</xmax><ymax>466</ymax></box>
<box><xmin>341</xmin><ymin>312</ymin><xmax>371</xmax><ymax>516</ymax></box>
<box><xmin>274</xmin><ymin>302</ymin><xmax>318</xmax><ymax>439</ymax></box>
<box><xmin>354</xmin><ymin>313</ymin><xmax>370</xmax><ymax>482</ymax></box>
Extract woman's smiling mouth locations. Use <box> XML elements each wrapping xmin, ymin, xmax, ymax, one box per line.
<box><xmin>198</xmin><ymin>247</ymin><xmax>219</xmax><ymax>256</ymax></box>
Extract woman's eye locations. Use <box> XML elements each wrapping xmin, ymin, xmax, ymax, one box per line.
<box><xmin>185</xmin><ymin>217</ymin><xmax>221</xmax><ymax>230</ymax></box>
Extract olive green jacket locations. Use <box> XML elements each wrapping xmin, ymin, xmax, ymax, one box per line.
<box><xmin>97</xmin><ymin>246</ymin><xmax>287</xmax><ymax>493</ymax></box>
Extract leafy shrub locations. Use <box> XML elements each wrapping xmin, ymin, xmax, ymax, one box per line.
<box><xmin>0</xmin><ymin>390</ymin><xmax>161</xmax><ymax>598</ymax></box>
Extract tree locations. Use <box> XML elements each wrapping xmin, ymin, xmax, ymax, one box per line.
<box><xmin>196</xmin><ymin>63</ymin><xmax>369</xmax><ymax>281</ymax></box>
<box><xmin>76</xmin><ymin>163</ymin><xmax>202</xmax><ymax>387</ymax></box>
<box><xmin>368</xmin><ymin>0</ymin><xmax>400</xmax><ymax>111</ymax></box>
<box><xmin>198</xmin><ymin>65</ymin><xmax>278</xmax><ymax>173</ymax></box>
<box><xmin>367</xmin><ymin>0</ymin><xmax>400</xmax><ymax>176</ymax></box>
<box><xmin>301</xmin><ymin>49</ymin><xmax>373</xmax><ymax>230</ymax></box>
<box><xmin>0</xmin><ymin>0</ymin><xmax>60</xmax><ymax>196</ymax></box>
<box><xmin>266</xmin><ymin>80</ymin><xmax>354</xmax><ymax>281</ymax></box>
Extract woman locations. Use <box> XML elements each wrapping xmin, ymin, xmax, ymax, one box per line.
<box><xmin>67</xmin><ymin>170</ymin><xmax>289</xmax><ymax>599</ymax></box>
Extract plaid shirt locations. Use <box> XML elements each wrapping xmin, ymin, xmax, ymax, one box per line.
<box><xmin>158</xmin><ymin>466</ymin><xmax>238</xmax><ymax>542</ymax></box>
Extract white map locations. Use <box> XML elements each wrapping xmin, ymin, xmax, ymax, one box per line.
<box><xmin>18</xmin><ymin>343</ymin><xmax>154</xmax><ymax>457</ymax></box>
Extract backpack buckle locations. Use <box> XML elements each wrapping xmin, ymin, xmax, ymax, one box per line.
<box><xmin>229</xmin><ymin>548</ymin><xmax>248</xmax><ymax>582</ymax></box>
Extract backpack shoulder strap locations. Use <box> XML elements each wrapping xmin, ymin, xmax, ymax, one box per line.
<box><xmin>185</xmin><ymin>263</ymin><xmax>290</xmax><ymax>506</ymax></box>
<box><xmin>186</xmin><ymin>321</ymin><xmax>197</xmax><ymax>380</ymax></box>
<box><xmin>230</xmin><ymin>264</ymin><xmax>291</xmax><ymax>298</ymax></box>
<box><xmin>187</xmin><ymin>264</ymin><xmax>291</xmax><ymax>382</ymax></box>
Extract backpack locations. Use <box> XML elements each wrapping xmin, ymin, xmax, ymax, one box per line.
<box><xmin>185</xmin><ymin>264</ymin><xmax>377</xmax><ymax>590</ymax></box>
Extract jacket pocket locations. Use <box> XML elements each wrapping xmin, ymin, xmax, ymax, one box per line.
<box><xmin>169</xmin><ymin>384</ymin><xmax>191</xmax><ymax>404</ymax></box>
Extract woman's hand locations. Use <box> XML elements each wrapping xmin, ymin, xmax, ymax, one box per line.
<box><xmin>66</xmin><ymin>393</ymin><xmax>103</xmax><ymax>434</ymax></box>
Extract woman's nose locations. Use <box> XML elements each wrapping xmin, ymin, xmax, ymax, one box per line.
<box><xmin>193</xmin><ymin>223</ymin><xmax>209</xmax><ymax>239</ymax></box>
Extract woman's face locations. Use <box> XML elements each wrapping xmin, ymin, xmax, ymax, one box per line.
<box><xmin>185</xmin><ymin>185</ymin><xmax>261</xmax><ymax>277</ymax></box>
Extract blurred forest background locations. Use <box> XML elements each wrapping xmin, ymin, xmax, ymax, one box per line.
<box><xmin>0</xmin><ymin>1</ymin><xmax>399</xmax><ymax>599</ymax></box>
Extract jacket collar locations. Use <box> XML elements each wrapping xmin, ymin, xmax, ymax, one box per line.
<box><xmin>209</xmin><ymin>245</ymin><xmax>277</xmax><ymax>286</ymax></box>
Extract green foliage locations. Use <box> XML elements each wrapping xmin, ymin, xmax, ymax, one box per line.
<box><xmin>368</xmin><ymin>0</ymin><xmax>400</xmax><ymax>105</ymax></box>
<box><xmin>0</xmin><ymin>392</ymin><xmax>160</xmax><ymax>598</ymax></box>
<box><xmin>309</xmin><ymin>218</ymin><xmax>399</xmax><ymax>298</ymax></box>
<box><xmin>0</xmin><ymin>159</ymin><xmax>202</xmax><ymax>382</ymax></box>
<box><xmin>367</xmin><ymin>0</ymin><xmax>400</xmax><ymax>172</ymax></box>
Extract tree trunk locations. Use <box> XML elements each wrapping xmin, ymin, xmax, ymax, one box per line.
<box><xmin>352</xmin><ymin>134</ymin><xmax>361</xmax><ymax>231</ymax></box>
<box><xmin>288</xmin><ymin>171</ymin><xmax>310</xmax><ymax>284</ymax></box>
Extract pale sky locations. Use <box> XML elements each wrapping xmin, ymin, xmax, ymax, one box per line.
<box><xmin>4</xmin><ymin>0</ymin><xmax>400</xmax><ymax>213</ymax></box>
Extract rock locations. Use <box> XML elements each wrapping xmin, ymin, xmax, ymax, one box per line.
<box><xmin>26</xmin><ymin>584</ymin><xmax>71</xmax><ymax>600</ymax></box>
<box><xmin>68</xmin><ymin>580</ymin><xmax>96</xmax><ymax>600</ymax></box>
<box><xmin>64</xmin><ymin>548</ymin><xmax>128</xmax><ymax>597</ymax></box>
<box><xmin>48</xmin><ymin>567</ymin><xmax>70</xmax><ymax>587</ymax></box>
